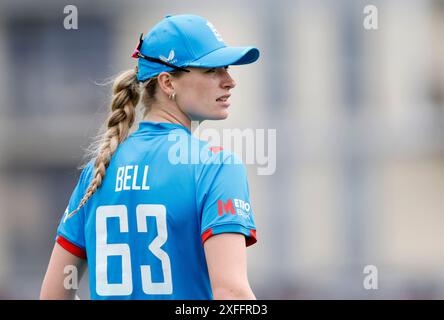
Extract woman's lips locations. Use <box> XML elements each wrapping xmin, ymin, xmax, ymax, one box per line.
<box><xmin>216</xmin><ymin>94</ymin><xmax>231</xmax><ymax>102</ymax></box>
<box><xmin>216</xmin><ymin>94</ymin><xmax>231</xmax><ymax>107</ymax></box>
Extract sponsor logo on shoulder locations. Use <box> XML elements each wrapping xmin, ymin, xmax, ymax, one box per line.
<box><xmin>217</xmin><ymin>198</ymin><xmax>251</xmax><ymax>218</ymax></box>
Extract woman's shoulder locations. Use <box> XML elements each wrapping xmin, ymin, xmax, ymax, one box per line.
<box><xmin>77</xmin><ymin>158</ymin><xmax>95</xmax><ymax>185</ymax></box>
<box><xmin>195</xmin><ymin>140</ymin><xmax>244</xmax><ymax>168</ymax></box>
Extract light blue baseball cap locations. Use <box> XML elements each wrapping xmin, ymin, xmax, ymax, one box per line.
<box><xmin>132</xmin><ymin>14</ymin><xmax>260</xmax><ymax>81</ymax></box>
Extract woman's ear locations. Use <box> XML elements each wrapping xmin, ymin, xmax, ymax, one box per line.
<box><xmin>157</xmin><ymin>72</ymin><xmax>175</xmax><ymax>97</ymax></box>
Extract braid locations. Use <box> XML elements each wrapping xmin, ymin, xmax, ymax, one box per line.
<box><xmin>66</xmin><ymin>68</ymin><xmax>141</xmax><ymax>219</ymax></box>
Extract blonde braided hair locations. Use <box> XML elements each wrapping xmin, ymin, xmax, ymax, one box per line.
<box><xmin>66</xmin><ymin>68</ymin><xmax>141</xmax><ymax>219</ymax></box>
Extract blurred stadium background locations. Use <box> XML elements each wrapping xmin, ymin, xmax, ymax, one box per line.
<box><xmin>0</xmin><ymin>0</ymin><xmax>444</xmax><ymax>299</ymax></box>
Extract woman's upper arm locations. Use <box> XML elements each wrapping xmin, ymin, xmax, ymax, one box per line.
<box><xmin>40</xmin><ymin>242</ymin><xmax>87</xmax><ymax>300</ymax></box>
<box><xmin>203</xmin><ymin>233</ymin><xmax>255</xmax><ymax>299</ymax></box>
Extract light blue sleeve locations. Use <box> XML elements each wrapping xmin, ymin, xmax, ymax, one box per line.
<box><xmin>56</xmin><ymin>161</ymin><xmax>94</xmax><ymax>251</ymax></box>
<box><xmin>196</xmin><ymin>149</ymin><xmax>257</xmax><ymax>247</ymax></box>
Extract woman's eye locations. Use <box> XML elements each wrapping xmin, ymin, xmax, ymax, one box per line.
<box><xmin>205</xmin><ymin>67</ymin><xmax>229</xmax><ymax>73</ymax></box>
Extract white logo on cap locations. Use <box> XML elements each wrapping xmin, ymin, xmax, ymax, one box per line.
<box><xmin>159</xmin><ymin>50</ymin><xmax>177</xmax><ymax>63</ymax></box>
<box><xmin>206</xmin><ymin>21</ymin><xmax>224</xmax><ymax>42</ymax></box>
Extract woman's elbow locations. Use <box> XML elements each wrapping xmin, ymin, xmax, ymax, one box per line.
<box><xmin>39</xmin><ymin>290</ymin><xmax>54</xmax><ymax>300</ymax></box>
<box><xmin>40</xmin><ymin>279</ymin><xmax>76</xmax><ymax>300</ymax></box>
<box><xmin>40</xmin><ymin>288</ymin><xmax>76</xmax><ymax>300</ymax></box>
<box><xmin>212</xmin><ymin>286</ymin><xmax>256</xmax><ymax>300</ymax></box>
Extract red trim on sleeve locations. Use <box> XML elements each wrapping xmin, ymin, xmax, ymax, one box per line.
<box><xmin>56</xmin><ymin>235</ymin><xmax>87</xmax><ymax>260</ymax></box>
<box><xmin>202</xmin><ymin>228</ymin><xmax>257</xmax><ymax>247</ymax></box>
<box><xmin>201</xmin><ymin>228</ymin><xmax>214</xmax><ymax>246</ymax></box>
<box><xmin>246</xmin><ymin>229</ymin><xmax>257</xmax><ymax>247</ymax></box>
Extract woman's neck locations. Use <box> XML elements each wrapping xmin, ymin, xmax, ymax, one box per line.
<box><xmin>143</xmin><ymin>104</ymin><xmax>192</xmax><ymax>130</ymax></box>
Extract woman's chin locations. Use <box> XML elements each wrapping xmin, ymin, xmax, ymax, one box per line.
<box><xmin>215</xmin><ymin>112</ymin><xmax>229</xmax><ymax>120</ymax></box>
<box><xmin>203</xmin><ymin>111</ymin><xmax>229</xmax><ymax>121</ymax></box>
<box><xmin>216</xmin><ymin>108</ymin><xmax>230</xmax><ymax>119</ymax></box>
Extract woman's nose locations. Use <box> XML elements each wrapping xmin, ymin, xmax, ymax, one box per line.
<box><xmin>221</xmin><ymin>69</ymin><xmax>236</xmax><ymax>89</ymax></box>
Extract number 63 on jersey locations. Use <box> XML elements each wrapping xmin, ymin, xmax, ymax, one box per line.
<box><xmin>95</xmin><ymin>204</ymin><xmax>172</xmax><ymax>296</ymax></box>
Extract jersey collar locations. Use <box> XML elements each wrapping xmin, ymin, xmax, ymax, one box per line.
<box><xmin>136</xmin><ymin>121</ymin><xmax>191</xmax><ymax>134</ymax></box>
